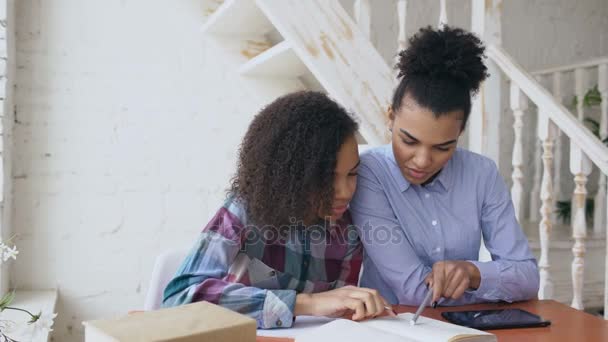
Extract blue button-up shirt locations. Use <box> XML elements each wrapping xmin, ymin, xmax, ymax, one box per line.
<box><xmin>350</xmin><ymin>144</ymin><xmax>539</xmax><ymax>305</ymax></box>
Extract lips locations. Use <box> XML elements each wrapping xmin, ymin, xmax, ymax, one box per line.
<box><xmin>407</xmin><ymin>168</ymin><xmax>429</xmax><ymax>180</ymax></box>
<box><xmin>331</xmin><ymin>205</ymin><xmax>348</xmax><ymax>216</ymax></box>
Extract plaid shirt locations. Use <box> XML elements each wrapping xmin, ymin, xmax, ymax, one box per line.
<box><xmin>162</xmin><ymin>197</ymin><xmax>363</xmax><ymax>329</ymax></box>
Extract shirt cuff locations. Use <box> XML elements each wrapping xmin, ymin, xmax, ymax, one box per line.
<box><xmin>467</xmin><ymin>261</ymin><xmax>500</xmax><ymax>299</ymax></box>
<box><xmin>260</xmin><ymin>289</ymin><xmax>297</xmax><ymax>329</ymax></box>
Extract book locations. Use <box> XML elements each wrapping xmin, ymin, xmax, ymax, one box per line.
<box><xmin>83</xmin><ymin>301</ymin><xmax>257</xmax><ymax>342</ymax></box>
<box><xmin>296</xmin><ymin>313</ymin><xmax>496</xmax><ymax>342</ymax></box>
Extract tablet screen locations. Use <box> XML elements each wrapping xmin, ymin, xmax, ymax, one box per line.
<box><xmin>441</xmin><ymin>309</ymin><xmax>551</xmax><ymax>330</ymax></box>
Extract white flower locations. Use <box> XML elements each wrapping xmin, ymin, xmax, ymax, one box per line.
<box><xmin>2</xmin><ymin>246</ymin><xmax>18</xmax><ymax>262</ymax></box>
<box><xmin>19</xmin><ymin>312</ymin><xmax>57</xmax><ymax>339</ymax></box>
<box><xmin>0</xmin><ymin>242</ymin><xmax>18</xmax><ymax>264</ymax></box>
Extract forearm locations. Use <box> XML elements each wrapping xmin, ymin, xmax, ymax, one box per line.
<box><xmin>468</xmin><ymin>258</ymin><xmax>539</xmax><ymax>302</ymax></box>
<box><xmin>165</xmin><ymin>278</ymin><xmax>297</xmax><ymax>329</ymax></box>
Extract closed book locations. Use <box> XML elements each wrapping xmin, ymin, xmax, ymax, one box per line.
<box><xmin>83</xmin><ymin>301</ymin><xmax>256</xmax><ymax>342</ymax></box>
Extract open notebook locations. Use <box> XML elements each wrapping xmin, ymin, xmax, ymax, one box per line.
<box><xmin>296</xmin><ymin>313</ymin><xmax>496</xmax><ymax>342</ymax></box>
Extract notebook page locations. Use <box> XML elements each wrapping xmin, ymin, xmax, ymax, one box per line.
<box><xmin>296</xmin><ymin>319</ymin><xmax>418</xmax><ymax>342</ymax></box>
<box><xmin>361</xmin><ymin>313</ymin><xmax>496</xmax><ymax>342</ymax></box>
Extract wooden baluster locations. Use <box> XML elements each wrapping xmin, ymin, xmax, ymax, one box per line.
<box><xmin>537</xmin><ymin>109</ymin><xmax>556</xmax><ymax>299</ymax></box>
<box><xmin>510</xmin><ymin>83</ymin><xmax>527</xmax><ymax>222</ymax></box>
<box><xmin>529</xmin><ymin>133</ymin><xmax>542</xmax><ymax>222</ymax></box>
<box><xmin>396</xmin><ymin>0</ymin><xmax>407</xmax><ymax>53</ymax></box>
<box><xmin>574</xmin><ymin>68</ymin><xmax>587</xmax><ymax>121</ymax></box>
<box><xmin>570</xmin><ymin>143</ymin><xmax>592</xmax><ymax>310</ymax></box>
<box><xmin>598</xmin><ymin>64</ymin><xmax>608</xmax><ymax>318</ymax></box>
<box><xmin>438</xmin><ymin>0</ymin><xmax>448</xmax><ymax>28</ymax></box>
<box><xmin>552</xmin><ymin>72</ymin><xmax>564</xmax><ymax>207</ymax></box>
<box><xmin>354</xmin><ymin>0</ymin><xmax>371</xmax><ymax>39</ymax></box>
<box><xmin>528</xmin><ymin>75</ymin><xmax>543</xmax><ymax>222</ymax></box>
<box><xmin>594</xmin><ymin>64</ymin><xmax>607</xmax><ymax>236</ymax></box>
<box><xmin>394</xmin><ymin>0</ymin><xmax>407</xmax><ymax>81</ymax></box>
<box><xmin>605</xmin><ymin>189</ymin><xmax>608</xmax><ymax>319</ymax></box>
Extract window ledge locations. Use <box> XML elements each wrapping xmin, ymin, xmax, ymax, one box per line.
<box><xmin>0</xmin><ymin>290</ymin><xmax>58</xmax><ymax>342</ymax></box>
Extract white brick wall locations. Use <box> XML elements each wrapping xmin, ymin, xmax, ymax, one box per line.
<box><xmin>13</xmin><ymin>1</ymin><xmax>263</xmax><ymax>341</ymax></box>
<box><xmin>10</xmin><ymin>1</ymin><xmax>608</xmax><ymax>342</ymax></box>
<box><xmin>0</xmin><ymin>0</ymin><xmax>15</xmax><ymax>297</ymax></box>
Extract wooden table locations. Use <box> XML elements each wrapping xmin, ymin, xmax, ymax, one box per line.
<box><xmin>396</xmin><ymin>300</ymin><xmax>608</xmax><ymax>341</ymax></box>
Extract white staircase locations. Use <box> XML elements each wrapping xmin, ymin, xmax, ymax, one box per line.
<box><xmin>201</xmin><ymin>0</ymin><xmax>391</xmax><ymax>145</ymax></box>
<box><xmin>200</xmin><ymin>0</ymin><xmax>608</xmax><ymax>318</ymax></box>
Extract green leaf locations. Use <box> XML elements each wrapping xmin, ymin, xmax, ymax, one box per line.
<box><xmin>555</xmin><ymin>199</ymin><xmax>594</xmax><ymax>224</ymax></box>
<box><xmin>0</xmin><ymin>291</ymin><xmax>15</xmax><ymax>310</ymax></box>
<box><xmin>583</xmin><ymin>118</ymin><xmax>600</xmax><ymax>137</ymax></box>
<box><xmin>555</xmin><ymin>200</ymin><xmax>571</xmax><ymax>224</ymax></box>
<box><xmin>28</xmin><ymin>311</ymin><xmax>41</xmax><ymax>324</ymax></box>
<box><xmin>583</xmin><ymin>85</ymin><xmax>602</xmax><ymax>107</ymax></box>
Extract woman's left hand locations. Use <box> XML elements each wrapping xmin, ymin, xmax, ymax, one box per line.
<box><xmin>424</xmin><ymin>260</ymin><xmax>481</xmax><ymax>304</ymax></box>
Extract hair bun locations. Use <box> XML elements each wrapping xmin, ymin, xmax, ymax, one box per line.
<box><xmin>396</xmin><ymin>25</ymin><xmax>488</xmax><ymax>92</ymax></box>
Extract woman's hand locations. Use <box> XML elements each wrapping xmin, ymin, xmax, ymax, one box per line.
<box><xmin>425</xmin><ymin>261</ymin><xmax>481</xmax><ymax>304</ymax></box>
<box><xmin>294</xmin><ymin>285</ymin><xmax>396</xmax><ymax>321</ymax></box>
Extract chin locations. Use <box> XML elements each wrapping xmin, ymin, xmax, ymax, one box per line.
<box><xmin>405</xmin><ymin>176</ymin><xmax>427</xmax><ymax>185</ymax></box>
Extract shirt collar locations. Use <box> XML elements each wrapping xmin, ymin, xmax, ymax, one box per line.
<box><xmin>387</xmin><ymin>144</ymin><xmax>455</xmax><ymax>193</ymax></box>
<box><xmin>387</xmin><ymin>144</ymin><xmax>411</xmax><ymax>192</ymax></box>
<box><xmin>432</xmin><ymin>165</ymin><xmax>451</xmax><ymax>192</ymax></box>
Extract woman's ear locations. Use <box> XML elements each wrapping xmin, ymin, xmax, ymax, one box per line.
<box><xmin>388</xmin><ymin>105</ymin><xmax>395</xmax><ymax>132</ymax></box>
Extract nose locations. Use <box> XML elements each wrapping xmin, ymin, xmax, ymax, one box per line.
<box><xmin>412</xmin><ymin>148</ymin><xmax>432</xmax><ymax>170</ymax></box>
<box><xmin>334</xmin><ymin>176</ymin><xmax>353</xmax><ymax>203</ymax></box>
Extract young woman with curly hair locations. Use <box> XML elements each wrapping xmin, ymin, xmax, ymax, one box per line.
<box><xmin>350</xmin><ymin>26</ymin><xmax>539</xmax><ymax>307</ymax></box>
<box><xmin>162</xmin><ymin>91</ymin><xmax>394</xmax><ymax>329</ymax></box>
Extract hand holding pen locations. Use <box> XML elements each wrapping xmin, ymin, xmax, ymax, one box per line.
<box><xmin>425</xmin><ymin>260</ymin><xmax>481</xmax><ymax>305</ymax></box>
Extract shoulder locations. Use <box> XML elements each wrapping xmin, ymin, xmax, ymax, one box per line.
<box><xmin>358</xmin><ymin>144</ymin><xmax>395</xmax><ymax>178</ymax></box>
<box><xmin>451</xmin><ymin>148</ymin><xmax>497</xmax><ymax>177</ymax></box>
<box><xmin>202</xmin><ymin>195</ymin><xmax>250</xmax><ymax>241</ymax></box>
<box><xmin>359</xmin><ymin>144</ymin><xmax>392</xmax><ymax>167</ymax></box>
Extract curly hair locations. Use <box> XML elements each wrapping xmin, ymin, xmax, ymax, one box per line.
<box><xmin>392</xmin><ymin>25</ymin><xmax>489</xmax><ymax>128</ymax></box>
<box><xmin>229</xmin><ymin>91</ymin><xmax>358</xmax><ymax>229</ymax></box>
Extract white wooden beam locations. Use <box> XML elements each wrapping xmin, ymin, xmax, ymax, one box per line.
<box><xmin>438</xmin><ymin>0</ymin><xmax>448</xmax><ymax>28</ymax></box>
<box><xmin>353</xmin><ymin>0</ymin><xmax>371</xmax><ymax>40</ymax></box>
<box><xmin>238</xmin><ymin>41</ymin><xmax>308</xmax><ymax>77</ymax></box>
<box><xmin>255</xmin><ymin>0</ymin><xmax>392</xmax><ymax>145</ymax></box>
<box><xmin>201</xmin><ymin>0</ymin><xmax>274</xmax><ymax>36</ymax></box>
<box><xmin>469</xmin><ymin>0</ymin><xmax>502</xmax><ymax>166</ymax></box>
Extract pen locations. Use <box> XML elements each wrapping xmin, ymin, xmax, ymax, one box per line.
<box><xmin>409</xmin><ymin>287</ymin><xmax>433</xmax><ymax>325</ymax></box>
<box><xmin>384</xmin><ymin>305</ymin><xmax>397</xmax><ymax>316</ymax></box>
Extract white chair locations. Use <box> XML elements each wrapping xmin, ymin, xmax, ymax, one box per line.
<box><xmin>143</xmin><ymin>248</ymin><xmax>189</xmax><ymax>311</ymax></box>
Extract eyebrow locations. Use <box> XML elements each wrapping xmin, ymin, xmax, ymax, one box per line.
<box><xmin>399</xmin><ymin>128</ymin><xmax>457</xmax><ymax>147</ymax></box>
<box><xmin>351</xmin><ymin>160</ymin><xmax>361</xmax><ymax>171</ymax></box>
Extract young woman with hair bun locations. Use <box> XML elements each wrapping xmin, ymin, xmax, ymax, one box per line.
<box><xmin>350</xmin><ymin>26</ymin><xmax>539</xmax><ymax>307</ymax></box>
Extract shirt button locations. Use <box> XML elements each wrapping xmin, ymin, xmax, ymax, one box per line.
<box><xmin>276</xmin><ymin>319</ymin><xmax>283</xmax><ymax>327</ymax></box>
<box><xmin>425</xmin><ymin>193</ymin><xmax>430</xmax><ymax>199</ymax></box>
<box><xmin>431</xmin><ymin>220</ymin><xmax>438</xmax><ymax>226</ymax></box>
<box><xmin>435</xmin><ymin>247</ymin><xmax>441</xmax><ymax>253</ymax></box>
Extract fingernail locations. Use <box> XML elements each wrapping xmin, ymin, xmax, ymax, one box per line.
<box><xmin>432</xmin><ymin>301</ymin><xmax>438</xmax><ymax>308</ymax></box>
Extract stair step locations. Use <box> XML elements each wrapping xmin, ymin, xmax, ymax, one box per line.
<box><xmin>239</xmin><ymin>41</ymin><xmax>308</xmax><ymax>77</ymax></box>
<box><xmin>201</xmin><ymin>0</ymin><xmax>274</xmax><ymax>36</ymax></box>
